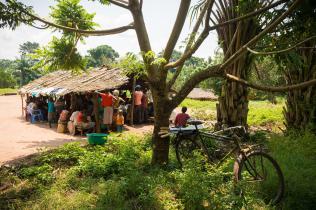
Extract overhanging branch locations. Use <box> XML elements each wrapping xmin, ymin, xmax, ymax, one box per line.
<box><xmin>24</xmin><ymin>11</ymin><xmax>134</xmax><ymax>36</ymax></box>
<box><xmin>247</xmin><ymin>35</ymin><xmax>316</xmax><ymax>55</ymax></box>
<box><xmin>226</xmin><ymin>74</ymin><xmax>316</xmax><ymax>92</ymax></box>
<box><xmin>208</xmin><ymin>0</ymin><xmax>287</xmax><ymax>32</ymax></box>
<box><xmin>219</xmin><ymin>0</ymin><xmax>302</xmax><ymax>72</ymax></box>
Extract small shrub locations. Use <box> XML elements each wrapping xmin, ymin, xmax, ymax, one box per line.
<box><xmin>38</xmin><ymin>142</ymin><xmax>85</xmax><ymax>166</ymax></box>
<box><xmin>19</xmin><ymin>164</ymin><xmax>54</xmax><ymax>185</ymax></box>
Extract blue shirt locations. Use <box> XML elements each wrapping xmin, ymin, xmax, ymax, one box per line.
<box><xmin>48</xmin><ymin>101</ymin><xmax>55</xmax><ymax>113</ymax></box>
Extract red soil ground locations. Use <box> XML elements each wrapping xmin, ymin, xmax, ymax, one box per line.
<box><xmin>0</xmin><ymin>95</ymin><xmax>153</xmax><ymax>165</ymax></box>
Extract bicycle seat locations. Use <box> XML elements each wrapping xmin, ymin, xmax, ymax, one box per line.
<box><xmin>188</xmin><ymin>120</ymin><xmax>203</xmax><ymax>125</ymax></box>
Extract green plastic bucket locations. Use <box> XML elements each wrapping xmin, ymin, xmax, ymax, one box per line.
<box><xmin>86</xmin><ymin>133</ymin><xmax>108</xmax><ymax>145</ymax></box>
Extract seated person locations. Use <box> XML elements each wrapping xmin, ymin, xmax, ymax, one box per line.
<box><xmin>59</xmin><ymin>110</ymin><xmax>69</xmax><ymax>123</ymax></box>
<box><xmin>174</xmin><ymin>106</ymin><xmax>190</xmax><ymax>127</ymax></box>
<box><xmin>69</xmin><ymin>110</ymin><xmax>95</xmax><ymax>135</ymax></box>
<box><xmin>77</xmin><ymin>111</ymin><xmax>95</xmax><ymax>132</ymax></box>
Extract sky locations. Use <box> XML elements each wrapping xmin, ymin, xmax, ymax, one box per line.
<box><xmin>0</xmin><ymin>0</ymin><xmax>219</xmax><ymax>60</ymax></box>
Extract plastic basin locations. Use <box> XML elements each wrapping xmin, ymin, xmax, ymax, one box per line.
<box><xmin>86</xmin><ymin>133</ymin><xmax>108</xmax><ymax>145</ymax></box>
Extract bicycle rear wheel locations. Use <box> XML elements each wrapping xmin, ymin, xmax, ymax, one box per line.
<box><xmin>175</xmin><ymin>137</ymin><xmax>200</xmax><ymax>167</ymax></box>
<box><xmin>234</xmin><ymin>151</ymin><xmax>284</xmax><ymax>205</ymax></box>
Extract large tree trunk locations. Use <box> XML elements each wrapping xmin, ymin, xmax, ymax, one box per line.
<box><xmin>216</xmin><ymin>80</ymin><xmax>249</xmax><ymax>129</ymax></box>
<box><xmin>283</xmin><ymin>47</ymin><xmax>316</xmax><ymax>131</ymax></box>
<box><xmin>151</xmin><ymin>88</ymin><xmax>173</xmax><ymax>165</ymax></box>
<box><xmin>213</xmin><ymin>1</ymin><xmax>260</xmax><ymax>129</ymax></box>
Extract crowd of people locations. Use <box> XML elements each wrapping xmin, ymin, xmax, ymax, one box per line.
<box><xmin>24</xmin><ymin>85</ymin><xmax>154</xmax><ymax>135</ymax></box>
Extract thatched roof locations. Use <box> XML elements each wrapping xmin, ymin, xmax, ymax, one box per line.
<box><xmin>20</xmin><ymin>67</ymin><xmax>129</xmax><ymax>96</ymax></box>
<box><xmin>187</xmin><ymin>88</ymin><xmax>218</xmax><ymax>100</ymax></box>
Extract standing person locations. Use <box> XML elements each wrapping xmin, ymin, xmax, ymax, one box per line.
<box><xmin>113</xmin><ymin>89</ymin><xmax>125</xmax><ymax>111</ymax></box>
<box><xmin>96</xmin><ymin>90</ymin><xmax>116</xmax><ymax>132</ymax></box>
<box><xmin>116</xmin><ymin>110</ymin><xmax>124</xmax><ymax>132</ymax></box>
<box><xmin>141</xmin><ymin>88</ymin><xmax>149</xmax><ymax>123</ymax></box>
<box><xmin>134</xmin><ymin>85</ymin><xmax>143</xmax><ymax>124</ymax></box>
<box><xmin>47</xmin><ymin>97</ymin><xmax>55</xmax><ymax>128</ymax></box>
<box><xmin>147</xmin><ymin>88</ymin><xmax>154</xmax><ymax>117</ymax></box>
<box><xmin>174</xmin><ymin>106</ymin><xmax>190</xmax><ymax>127</ymax></box>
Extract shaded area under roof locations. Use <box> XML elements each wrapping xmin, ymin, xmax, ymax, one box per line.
<box><xmin>19</xmin><ymin>67</ymin><xmax>130</xmax><ymax>96</ymax></box>
<box><xmin>187</xmin><ymin>88</ymin><xmax>218</xmax><ymax>100</ymax></box>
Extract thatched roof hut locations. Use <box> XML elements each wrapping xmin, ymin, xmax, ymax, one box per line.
<box><xmin>19</xmin><ymin>67</ymin><xmax>130</xmax><ymax>96</ymax></box>
<box><xmin>187</xmin><ymin>88</ymin><xmax>218</xmax><ymax>100</ymax></box>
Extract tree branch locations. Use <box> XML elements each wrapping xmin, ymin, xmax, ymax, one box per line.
<box><xmin>164</xmin><ymin>0</ymin><xmax>286</xmax><ymax>70</ymax></box>
<box><xmin>219</xmin><ymin>0</ymin><xmax>302</xmax><ymax>73</ymax></box>
<box><xmin>226</xmin><ymin>73</ymin><xmax>316</xmax><ymax>92</ymax></box>
<box><xmin>170</xmin><ymin>64</ymin><xmax>222</xmax><ymax>108</ymax></box>
<box><xmin>129</xmin><ymin>0</ymin><xmax>157</xmax><ymax>82</ymax></box>
<box><xmin>109</xmin><ymin>0</ymin><xmax>130</xmax><ymax>9</ymax></box>
<box><xmin>247</xmin><ymin>35</ymin><xmax>316</xmax><ymax>55</ymax></box>
<box><xmin>164</xmin><ymin>1</ymin><xmax>213</xmax><ymax>70</ymax></box>
<box><xmin>166</xmin><ymin>0</ymin><xmax>215</xmax><ymax>90</ymax></box>
<box><xmin>163</xmin><ymin>0</ymin><xmax>192</xmax><ymax>62</ymax></box>
<box><xmin>24</xmin><ymin>11</ymin><xmax>134</xmax><ymax>36</ymax></box>
<box><xmin>169</xmin><ymin>0</ymin><xmax>302</xmax><ymax>108</ymax></box>
<box><xmin>208</xmin><ymin>0</ymin><xmax>287</xmax><ymax>32</ymax></box>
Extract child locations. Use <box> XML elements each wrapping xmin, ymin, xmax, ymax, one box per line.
<box><xmin>116</xmin><ymin>109</ymin><xmax>124</xmax><ymax>132</ymax></box>
<box><xmin>47</xmin><ymin>97</ymin><xmax>55</xmax><ymax>128</ymax></box>
<box><xmin>175</xmin><ymin>106</ymin><xmax>190</xmax><ymax>127</ymax></box>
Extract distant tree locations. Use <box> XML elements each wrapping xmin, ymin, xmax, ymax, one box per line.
<box><xmin>16</xmin><ymin>41</ymin><xmax>40</xmax><ymax>86</ymax></box>
<box><xmin>0</xmin><ymin>59</ymin><xmax>16</xmax><ymax>88</ymax></box>
<box><xmin>19</xmin><ymin>41</ymin><xmax>39</xmax><ymax>55</ymax></box>
<box><xmin>86</xmin><ymin>45</ymin><xmax>119</xmax><ymax>68</ymax></box>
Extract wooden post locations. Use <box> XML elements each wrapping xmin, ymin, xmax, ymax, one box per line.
<box><xmin>21</xmin><ymin>94</ymin><xmax>24</xmax><ymax>117</ymax></box>
<box><xmin>70</xmin><ymin>93</ymin><xmax>76</xmax><ymax>112</ymax></box>
<box><xmin>93</xmin><ymin>93</ymin><xmax>101</xmax><ymax>133</ymax></box>
<box><xmin>130</xmin><ymin>77</ymin><xmax>136</xmax><ymax>126</ymax></box>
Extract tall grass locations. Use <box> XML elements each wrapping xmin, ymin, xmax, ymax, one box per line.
<box><xmin>268</xmin><ymin>132</ymin><xmax>316</xmax><ymax>209</ymax></box>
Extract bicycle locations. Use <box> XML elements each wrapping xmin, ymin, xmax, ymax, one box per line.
<box><xmin>170</xmin><ymin>120</ymin><xmax>285</xmax><ymax>205</ymax></box>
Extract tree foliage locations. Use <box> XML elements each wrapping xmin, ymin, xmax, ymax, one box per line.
<box><xmin>32</xmin><ymin>0</ymin><xmax>98</xmax><ymax>72</ymax></box>
<box><xmin>86</xmin><ymin>45</ymin><xmax>119</xmax><ymax>68</ymax></box>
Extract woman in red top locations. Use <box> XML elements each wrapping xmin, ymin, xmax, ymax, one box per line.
<box><xmin>96</xmin><ymin>90</ymin><xmax>116</xmax><ymax>131</ymax></box>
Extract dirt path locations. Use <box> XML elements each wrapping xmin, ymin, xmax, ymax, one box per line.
<box><xmin>0</xmin><ymin>95</ymin><xmax>86</xmax><ymax>165</ymax></box>
<box><xmin>0</xmin><ymin>95</ymin><xmax>154</xmax><ymax>165</ymax></box>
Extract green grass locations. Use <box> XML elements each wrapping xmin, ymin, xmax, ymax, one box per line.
<box><xmin>268</xmin><ymin>132</ymin><xmax>316</xmax><ymax>210</ymax></box>
<box><xmin>180</xmin><ymin>99</ymin><xmax>285</xmax><ymax>127</ymax></box>
<box><xmin>0</xmin><ymin>134</ymin><xmax>270</xmax><ymax>210</ymax></box>
<box><xmin>248</xmin><ymin>100</ymin><xmax>284</xmax><ymax>126</ymax></box>
<box><xmin>180</xmin><ymin>98</ymin><xmax>217</xmax><ymax>110</ymax></box>
<box><xmin>0</xmin><ymin>131</ymin><xmax>314</xmax><ymax>209</ymax></box>
<box><xmin>0</xmin><ymin>88</ymin><xmax>17</xmax><ymax>95</ymax></box>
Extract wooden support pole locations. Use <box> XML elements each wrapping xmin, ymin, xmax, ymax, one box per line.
<box><xmin>130</xmin><ymin>77</ymin><xmax>136</xmax><ymax>126</ymax></box>
<box><xmin>21</xmin><ymin>94</ymin><xmax>24</xmax><ymax>118</ymax></box>
<box><xmin>93</xmin><ymin>93</ymin><xmax>101</xmax><ymax>133</ymax></box>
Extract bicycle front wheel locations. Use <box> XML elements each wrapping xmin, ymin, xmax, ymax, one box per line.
<box><xmin>175</xmin><ymin>137</ymin><xmax>200</xmax><ymax>167</ymax></box>
<box><xmin>234</xmin><ymin>151</ymin><xmax>285</xmax><ymax>205</ymax></box>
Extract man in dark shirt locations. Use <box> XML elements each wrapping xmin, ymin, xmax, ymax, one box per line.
<box><xmin>175</xmin><ymin>106</ymin><xmax>190</xmax><ymax>127</ymax></box>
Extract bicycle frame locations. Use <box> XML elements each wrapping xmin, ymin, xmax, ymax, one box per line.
<box><xmin>173</xmin><ymin>124</ymin><xmax>249</xmax><ymax>167</ymax></box>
